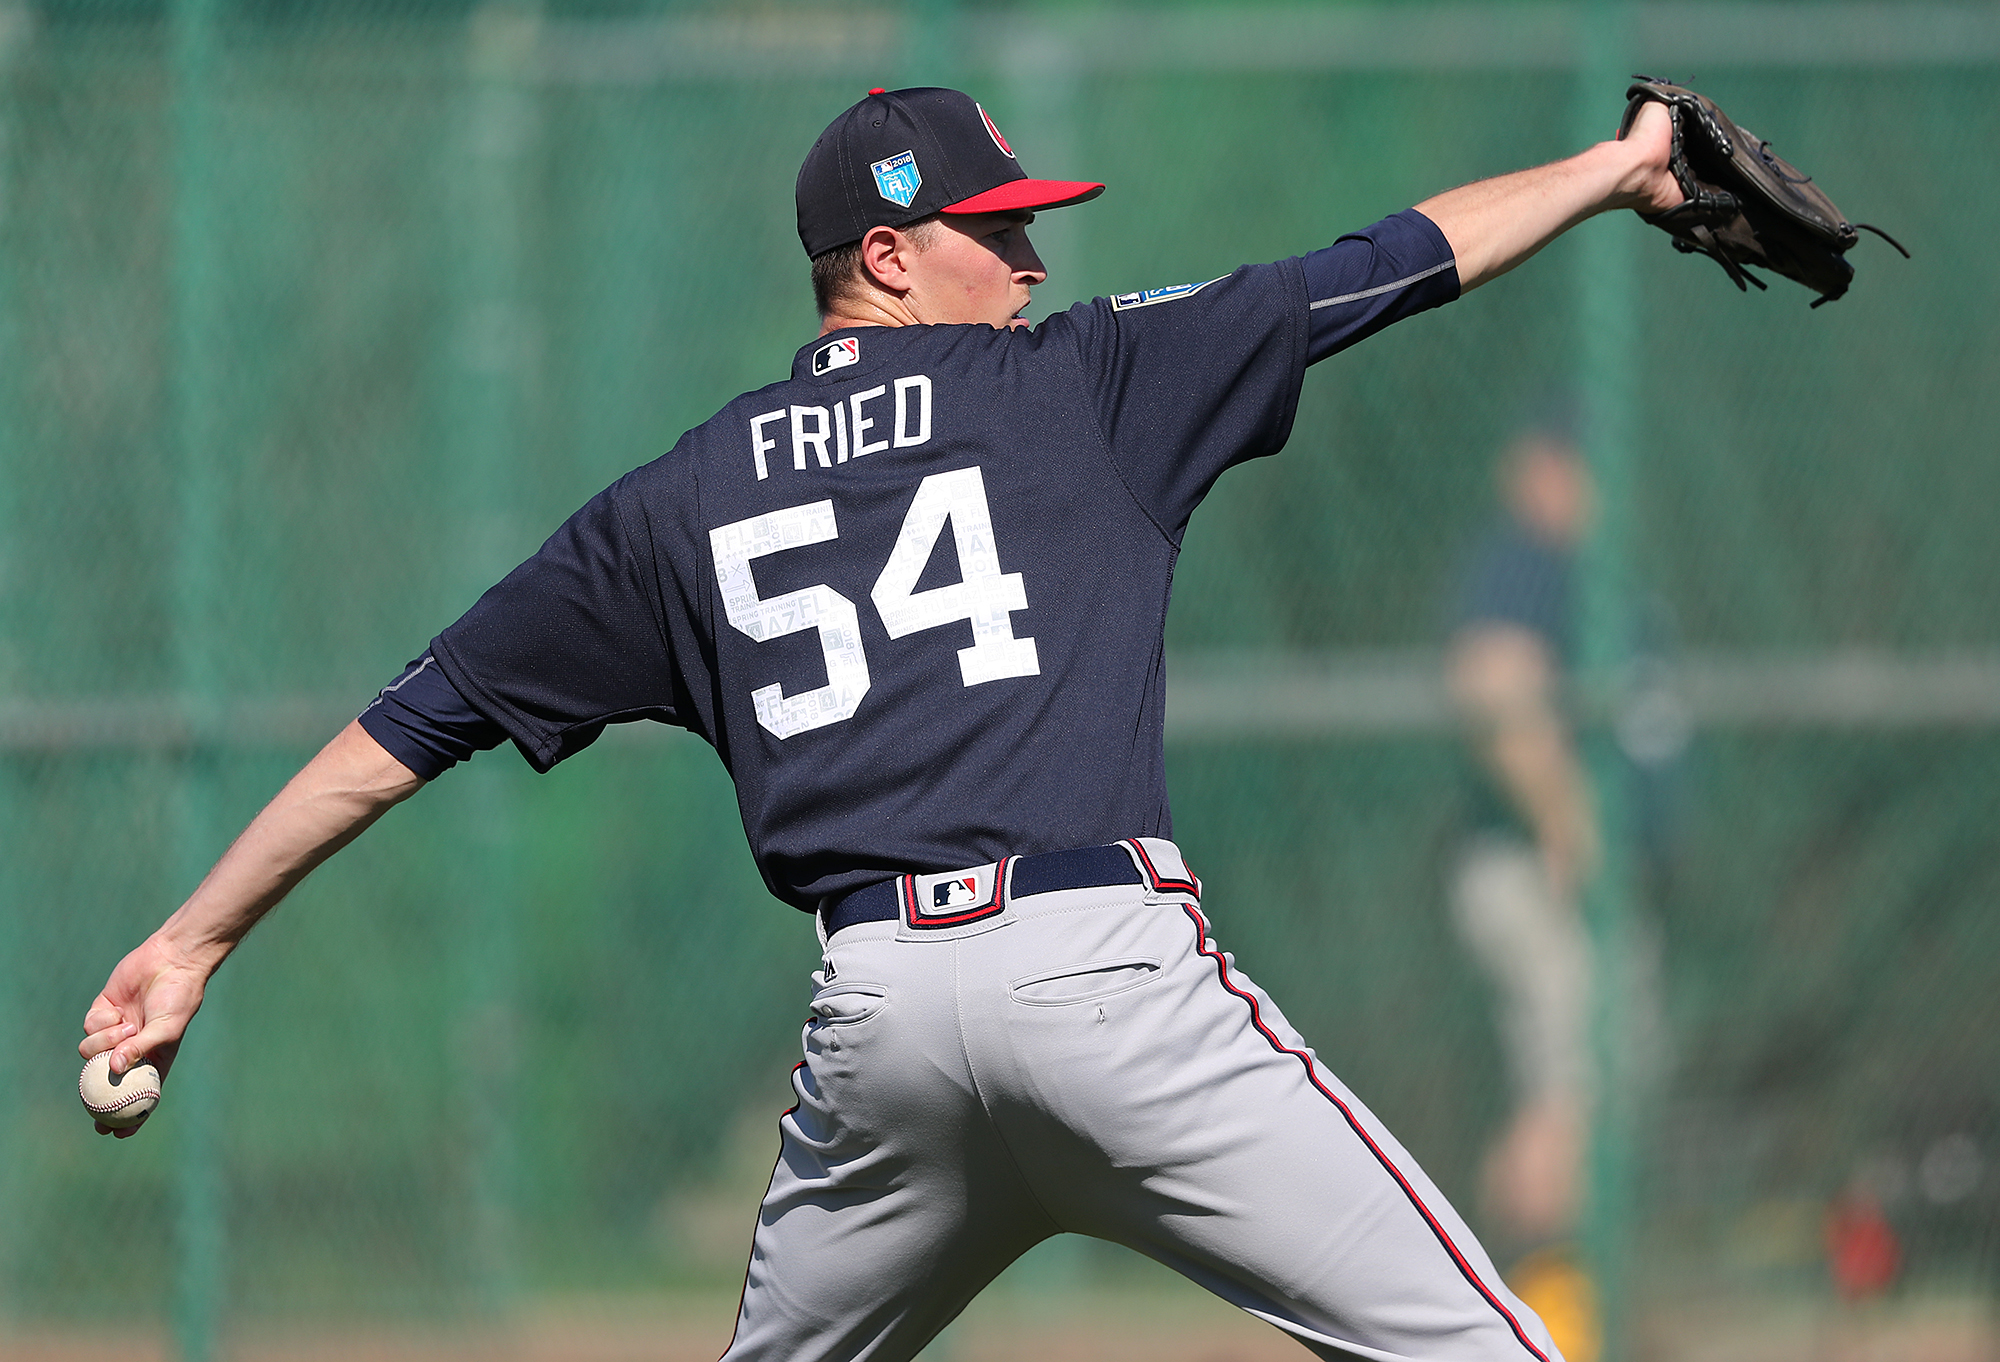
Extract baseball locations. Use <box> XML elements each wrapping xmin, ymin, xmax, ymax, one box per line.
<box><xmin>79</xmin><ymin>1050</ymin><xmax>161</xmax><ymax>1130</ymax></box>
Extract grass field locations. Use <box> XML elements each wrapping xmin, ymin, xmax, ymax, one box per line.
<box><xmin>6</xmin><ymin>1280</ymin><xmax>1993</xmax><ymax>1362</ymax></box>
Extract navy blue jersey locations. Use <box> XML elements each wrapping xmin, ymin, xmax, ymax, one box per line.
<box><xmin>1452</xmin><ymin>521</ymin><xmax>1574</xmax><ymax>666</ymax></box>
<box><xmin>412</xmin><ymin>210</ymin><xmax>1457</xmax><ymax>911</ymax></box>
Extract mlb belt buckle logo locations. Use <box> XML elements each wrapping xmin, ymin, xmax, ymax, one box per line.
<box><xmin>812</xmin><ymin>336</ymin><xmax>859</xmax><ymax>375</ymax></box>
<box><xmin>903</xmin><ymin>858</ymin><xmax>1013</xmax><ymax>932</ymax></box>
<box><xmin>871</xmin><ymin>150</ymin><xmax>922</xmax><ymax>208</ymax></box>
<box><xmin>934</xmin><ymin>878</ymin><xmax>979</xmax><ymax>908</ymax></box>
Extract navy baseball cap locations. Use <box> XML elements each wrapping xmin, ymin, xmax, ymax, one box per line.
<box><xmin>796</xmin><ymin>87</ymin><xmax>1105</xmax><ymax>258</ymax></box>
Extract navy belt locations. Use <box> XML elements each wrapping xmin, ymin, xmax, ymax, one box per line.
<box><xmin>820</xmin><ymin>844</ymin><xmax>1143</xmax><ymax>939</ymax></box>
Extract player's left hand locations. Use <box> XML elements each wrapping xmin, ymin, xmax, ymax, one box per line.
<box><xmin>80</xmin><ymin>932</ymin><xmax>206</xmax><ymax>1137</ymax></box>
<box><xmin>1615</xmin><ymin>99</ymin><xmax>1685</xmax><ymax>215</ymax></box>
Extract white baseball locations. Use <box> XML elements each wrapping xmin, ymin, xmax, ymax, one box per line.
<box><xmin>80</xmin><ymin>1051</ymin><xmax>162</xmax><ymax>1130</ymax></box>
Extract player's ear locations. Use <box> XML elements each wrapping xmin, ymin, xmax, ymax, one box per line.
<box><xmin>859</xmin><ymin>224</ymin><xmax>915</xmax><ymax>294</ymax></box>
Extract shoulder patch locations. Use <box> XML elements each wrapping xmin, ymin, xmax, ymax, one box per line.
<box><xmin>1109</xmin><ymin>276</ymin><xmax>1228</xmax><ymax>312</ymax></box>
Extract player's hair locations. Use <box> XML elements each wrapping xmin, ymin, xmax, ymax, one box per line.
<box><xmin>811</xmin><ymin>215</ymin><xmax>941</xmax><ymax>316</ymax></box>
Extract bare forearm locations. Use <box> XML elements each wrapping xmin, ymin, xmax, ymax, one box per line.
<box><xmin>159</xmin><ymin>720</ymin><xmax>423</xmax><ymax>971</ymax></box>
<box><xmin>83</xmin><ymin>720</ymin><xmax>426</xmax><ymax>1083</ymax></box>
<box><xmin>1485</xmin><ymin>719</ymin><xmax>1595</xmax><ymax>855</ymax></box>
<box><xmin>1416</xmin><ymin>103</ymin><xmax>1681</xmax><ymax>292</ymax></box>
<box><xmin>1449</xmin><ymin>625</ymin><xmax>1599</xmax><ymax>891</ymax></box>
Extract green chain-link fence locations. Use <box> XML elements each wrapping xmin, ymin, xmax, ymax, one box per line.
<box><xmin>4</xmin><ymin>2</ymin><xmax>1997</xmax><ymax>1358</ymax></box>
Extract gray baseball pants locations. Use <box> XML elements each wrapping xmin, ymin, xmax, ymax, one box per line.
<box><xmin>722</xmin><ymin>839</ymin><xmax>1561</xmax><ymax>1362</ymax></box>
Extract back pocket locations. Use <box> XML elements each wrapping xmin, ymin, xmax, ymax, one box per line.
<box><xmin>1009</xmin><ymin>957</ymin><xmax>1162</xmax><ymax>1006</ymax></box>
<box><xmin>810</xmin><ymin>983</ymin><xmax>888</xmax><ymax>1025</ymax></box>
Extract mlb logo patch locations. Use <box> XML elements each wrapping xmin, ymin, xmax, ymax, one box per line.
<box><xmin>933</xmin><ymin>877</ymin><xmax>980</xmax><ymax>909</ymax></box>
<box><xmin>813</xmin><ymin>336</ymin><xmax>859</xmax><ymax>375</ymax></box>
<box><xmin>905</xmin><ymin>862</ymin><xmax>1006</xmax><ymax>930</ymax></box>
<box><xmin>871</xmin><ymin>150</ymin><xmax>922</xmax><ymax>208</ymax></box>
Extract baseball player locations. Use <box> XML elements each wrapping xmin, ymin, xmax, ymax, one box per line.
<box><xmin>82</xmin><ymin>87</ymin><xmax>1685</xmax><ymax>1362</ymax></box>
<box><xmin>1446</xmin><ymin>422</ymin><xmax>1681</xmax><ymax>1361</ymax></box>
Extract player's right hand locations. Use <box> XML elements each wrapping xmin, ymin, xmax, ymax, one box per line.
<box><xmin>79</xmin><ymin>933</ymin><xmax>206</xmax><ymax>1137</ymax></box>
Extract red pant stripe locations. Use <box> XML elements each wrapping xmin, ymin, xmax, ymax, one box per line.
<box><xmin>1182</xmin><ymin>904</ymin><xmax>1553</xmax><ymax>1362</ymax></box>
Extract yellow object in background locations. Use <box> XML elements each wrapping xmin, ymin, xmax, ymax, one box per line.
<box><xmin>1511</xmin><ymin>1246</ymin><xmax>1601</xmax><ymax>1362</ymax></box>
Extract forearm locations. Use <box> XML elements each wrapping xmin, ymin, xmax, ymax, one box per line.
<box><xmin>1416</xmin><ymin>109</ymin><xmax>1677</xmax><ymax>292</ymax></box>
<box><xmin>157</xmin><ymin>720</ymin><xmax>423</xmax><ymax>972</ymax></box>
<box><xmin>1484</xmin><ymin>719</ymin><xmax>1596</xmax><ymax>860</ymax></box>
<box><xmin>1449</xmin><ymin>626</ymin><xmax>1599</xmax><ymax>889</ymax></box>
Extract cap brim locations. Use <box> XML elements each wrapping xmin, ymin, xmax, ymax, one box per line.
<box><xmin>941</xmin><ymin>179</ymin><xmax>1105</xmax><ymax>215</ymax></box>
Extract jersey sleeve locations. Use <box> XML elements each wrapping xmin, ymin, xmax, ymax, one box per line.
<box><xmin>1057</xmin><ymin>209</ymin><xmax>1459</xmax><ymax>540</ymax></box>
<box><xmin>429</xmin><ymin>477</ymin><xmax>685</xmax><ymax>773</ymax></box>
<box><xmin>1302</xmin><ymin>208</ymin><xmax>1460</xmax><ymax>363</ymax></box>
<box><xmin>357</xmin><ymin>652</ymin><xmax>508</xmax><ymax>780</ymax></box>
<box><xmin>1056</xmin><ymin>257</ymin><xmax>1309</xmax><ymax>540</ymax></box>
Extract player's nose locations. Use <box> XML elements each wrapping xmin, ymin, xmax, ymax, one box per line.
<box><xmin>1012</xmin><ymin>231</ymin><xmax>1048</xmax><ymax>285</ymax></box>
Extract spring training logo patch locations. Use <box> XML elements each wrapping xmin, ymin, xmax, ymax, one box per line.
<box><xmin>812</xmin><ymin>336</ymin><xmax>859</xmax><ymax>375</ymax></box>
<box><xmin>1110</xmin><ymin>277</ymin><xmax>1227</xmax><ymax>311</ymax></box>
<box><xmin>872</xmin><ymin>150</ymin><xmax>922</xmax><ymax>208</ymax></box>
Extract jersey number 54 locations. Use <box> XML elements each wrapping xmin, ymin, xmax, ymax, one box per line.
<box><xmin>709</xmin><ymin>466</ymin><xmax>1039</xmax><ymax>740</ymax></box>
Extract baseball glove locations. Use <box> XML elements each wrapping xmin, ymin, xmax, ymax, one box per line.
<box><xmin>1619</xmin><ymin>76</ymin><xmax>1906</xmax><ymax>307</ymax></box>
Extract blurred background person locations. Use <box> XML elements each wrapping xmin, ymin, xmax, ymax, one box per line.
<box><xmin>1445</xmin><ymin>418</ymin><xmax>1682</xmax><ymax>1362</ymax></box>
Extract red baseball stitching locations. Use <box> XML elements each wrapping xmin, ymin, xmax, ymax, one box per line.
<box><xmin>80</xmin><ymin>1074</ymin><xmax>159</xmax><ymax>1113</ymax></box>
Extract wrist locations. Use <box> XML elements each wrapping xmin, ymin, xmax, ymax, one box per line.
<box><xmin>154</xmin><ymin>914</ymin><xmax>234</xmax><ymax>977</ymax></box>
<box><xmin>1583</xmin><ymin>137</ymin><xmax>1653</xmax><ymax>215</ymax></box>
<box><xmin>1602</xmin><ymin>106</ymin><xmax>1686</xmax><ymax>216</ymax></box>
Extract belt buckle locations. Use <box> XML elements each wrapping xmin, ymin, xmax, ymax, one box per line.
<box><xmin>896</xmin><ymin>857</ymin><xmax>1016</xmax><ymax>941</ymax></box>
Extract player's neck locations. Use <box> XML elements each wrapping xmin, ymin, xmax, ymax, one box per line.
<box><xmin>818</xmin><ymin>288</ymin><xmax>1029</xmax><ymax>336</ymax></box>
<box><xmin>819</xmin><ymin>293</ymin><xmax>917</xmax><ymax>336</ymax></box>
